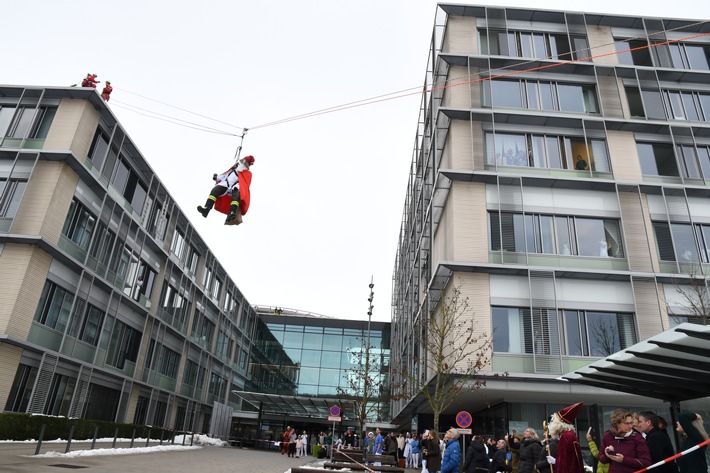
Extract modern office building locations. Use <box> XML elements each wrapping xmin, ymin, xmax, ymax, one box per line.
<box><xmin>0</xmin><ymin>85</ymin><xmax>389</xmax><ymax>440</ymax></box>
<box><xmin>235</xmin><ymin>308</ymin><xmax>390</xmax><ymax>438</ymax></box>
<box><xmin>390</xmin><ymin>4</ymin><xmax>710</xmax><ymax>440</ymax></box>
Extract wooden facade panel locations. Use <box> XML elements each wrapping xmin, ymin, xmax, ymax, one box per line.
<box><xmin>607</xmin><ymin>130</ymin><xmax>642</xmax><ymax>181</ymax></box>
<box><xmin>587</xmin><ymin>25</ymin><xmax>618</xmax><ymax>65</ymax></box>
<box><xmin>44</xmin><ymin>99</ymin><xmax>100</xmax><ymax>159</ymax></box>
<box><xmin>0</xmin><ymin>344</ymin><xmax>23</xmax><ymax>410</ymax></box>
<box><xmin>442</xmin><ymin>16</ymin><xmax>478</xmax><ymax>55</ymax></box>
<box><xmin>619</xmin><ymin>192</ymin><xmax>654</xmax><ymax>272</ymax></box>
<box><xmin>451</xmin><ymin>182</ymin><xmax>487</xmax><ymax>262</ymax></box>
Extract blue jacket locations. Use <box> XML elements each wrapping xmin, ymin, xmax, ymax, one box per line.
<box><xmin>374</xmin><ymin>434</ymin><xmax>384</xmax><ymax>454</ymax></box>
<box><xmin>411</xmin><ymin>439</ymin><xmax>421</xmax><ymax>454</ymax></box>
<box><xmin>441</xmin><ymin>439</ymin><xmax>462</xmax><ymax>473</ymax></box>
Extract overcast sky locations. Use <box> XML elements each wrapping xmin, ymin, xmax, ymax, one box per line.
<box><xmin>3</xmin><ymin>0</ymin><xmax>707</xmax><ymax>322</ymax></box>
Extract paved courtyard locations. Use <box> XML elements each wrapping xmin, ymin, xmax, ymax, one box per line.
<box><xmin>0</xmin><ymin>442</ymin><xmax>322</xmax><ymax>473</ymax></box>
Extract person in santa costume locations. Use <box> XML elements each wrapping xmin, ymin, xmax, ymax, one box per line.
<box><xmin>197</xmin><ymin>155</ymin><xmax>254</xmax><ymax>225</ymax></box>
<box><xmin>545</xmin><ymin>402</ymin><xmax>585</xmax><ymax>473</ymax></box>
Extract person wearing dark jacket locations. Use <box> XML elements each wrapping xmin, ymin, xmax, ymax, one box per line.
<box><xmin>491</xmin><ymin>439</ymin><xmax>511</xmax><ymax>473</ymax></box>
<box><xmin>637</xmin><ymin>412</ymin><xmax>676</xmax><ymax>473</ymax></box>
<box><xmin>676</xmin><ymin>411</ymin><xmax>709</xmax><ymax>473</ymax></box>
<box><xmin>517</xmin><ymin>428</ymin><xmax>543</xmax><ymax>473</ymax></box>
<box><xmin>425</xmin><ymin>431</ymin><xmax>442</xmax><ymax>473</ymax></box>
<box><xmin>536</xmin><ymin>438</ymin><xmax>558</xmax><ymax>473</ymax></box>
<box><xmin>464</xmin><ymin>436</ymin><xmax>492</xmax><ymax>473</ymax></box>
<box><xmin>599</xmin><ymin>409</ymin><xmax>651</xmax><ymax>473</ymax></box>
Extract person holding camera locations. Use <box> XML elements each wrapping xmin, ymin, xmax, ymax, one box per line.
<box><xmin>599</xmin><ymin>409</ymin><xmax>651</xmax><ymax>473</ymax></box>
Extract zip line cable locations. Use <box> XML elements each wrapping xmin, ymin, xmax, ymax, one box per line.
<box><xmin>111</xmin><ymin>100</ymin><xmax>240</xmax><ymax>136</ymax></box>
<box><xmin>111</xmin><ymin>21</ymin><xmax>710</xmax><ymax>137</ymax></box>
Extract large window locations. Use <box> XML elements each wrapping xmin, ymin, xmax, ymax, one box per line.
<box><xmin>1</xmin><ymin>106</ymin><xmax>57</xmax><ymax>140</ymax></box>
<box><xmin>486</xmin><ymin>132</ymin><xmax>610</xmax><ymax>171</ymax></box>
<box><xmin>615</xmin><ymin>39</ymin><xmax>654</xmax><ymax>66</ymax></box>
<box><xmin>489</xmin><ymin>212</ymin><xmax>624</xmax><ymax>258</ymax></box>
<box><xmin>492</xmin><ymin>306</ymin><xmax>637</xmax><ymax>356</ymax></box>
<box><xmin>653</xmin><ymin>221</ymin><xmax>710</xmax><ymax>263</ymax></box>
<box><xmin>110</xmin><ymin>156</ymin><xmax>147</xmax><ymax>212</ymax></box>
<box><xmin>79</xmin><ymin>303</ymin><xmax>105</xmax><ymax>346</ymax></box>
<box><xmin>487</xmin><ymin>79</ymin><xmax>598</xmax><ymax>114</ymax></box>
<box><xmin>628</xmin><ymin>86</ymin><xmax>710</xmax><ymax>123</ymax></box>
<box><xmin>88</xmin><ymin>129</ymin><xmax>110</xmax><ymax>170</ymax></box>
<box><xmin>479</xmin><ymin>29</ymin><xmax>589</xmax><ymax>61</ymax></box>
<box><xmin>105</xmin><ymin>317</ymin><xmax>141</xmax><ymax>370</ymax></box>
<box><xmin>191</xmin><ymin>310</ymin><xmax>216</xmax><ymax>345</ymax></box>
<box><xmin>0</xmin><ymin>179</ymin><xmax>28</xmax><ymax>218</ymax></box>
<box><xmin>88</xmin><ymin>222</ymin><xmax>116</xmax><ymax>268</ymax></box>
<box><xmin>637</xmin><ymin>142</ymin><xmax>679</xmax><ymax>177</ymax></box>
<box><xmin>34</xmin><ymin>280</ymin><xmax>74</xmax><ymax>332</ymax></box>
<box><xmin>61</xmin><ymin>198</ymin><xmax>96</xmax><ymax>251</ymax></box>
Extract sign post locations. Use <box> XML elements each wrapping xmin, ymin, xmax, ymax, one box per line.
<box><xmin>328</xmin><ymin>405</ymin><xmax>341</xmax><ymax>462</ymax></box>
<box><xmin>456</xmin><ymin>411</ymin><xmax>473</xmax><ymax>461</ymax></box>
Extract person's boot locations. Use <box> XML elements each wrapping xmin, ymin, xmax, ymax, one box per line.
<box><xmin>225</xmin><ymin>200</ymin><xmax>240</xmax><ymax>223</ymax></box>
<box><xmin>197</xmin><ymin>196</ymin><xmax>216</xmax><ymax>217</ymax></box>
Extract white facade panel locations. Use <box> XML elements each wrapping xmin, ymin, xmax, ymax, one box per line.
<box><xmin>486</xmin><ymin>185</ymin><xmax>619</xmax><ymax>214</ymax></box>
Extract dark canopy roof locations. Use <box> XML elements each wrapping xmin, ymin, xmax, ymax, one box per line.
<box><xmin>562</xmin><ymin>323</ymin><xmax>710</xmax><ymax>402</ymax></box>
<box><xmin>232</xmin><ymin>391</ymin><xmax>358</xmax><ymax>420</ymax></box>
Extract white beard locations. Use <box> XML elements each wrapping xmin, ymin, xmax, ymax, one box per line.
<box><xmin>236</xmin><ymin>162</ymin><xmax>248</xmax><ymax>173</ymax></box>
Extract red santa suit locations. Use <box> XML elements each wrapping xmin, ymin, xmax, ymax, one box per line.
<box><xmin>214</xmin><ymin>160</ymin><xmax>252</xmax><ymax>216</ymax></box>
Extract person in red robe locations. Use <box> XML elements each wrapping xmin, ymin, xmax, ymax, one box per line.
<box><xmin>197</xmin><ymin>155</ymin><xmax>254</xmax><ymax>225</ymax></box>
<box><xmin>81</xmin><ymin>73</ymin><xmax>100</xmax><ymax>88</ymax></box>
<box><xmin>546</xmin><ymin>402</ymin><xmax>585</xmax><ymax>473</ymax></box>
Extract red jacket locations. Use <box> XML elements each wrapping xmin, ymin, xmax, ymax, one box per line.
<box><xmin>214</xmin><ymin>168</ymin><xmax>252</xmax><ymax>215</ymax></box>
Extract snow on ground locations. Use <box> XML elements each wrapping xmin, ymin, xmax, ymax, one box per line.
<box><xmin>0</xmin><ymin>433</ymin><xmax>228</xmax><ymax>458</ymax></box>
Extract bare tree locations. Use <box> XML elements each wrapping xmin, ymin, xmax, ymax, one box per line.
<box><xmin>337</xmin><ymin>336</ymin><xmax>388</xmax><ymax>437</ymax></box>
<box><xmin>672</xmin><ymin>266</ymin><xmax>710</xmax><ymax>326</ymax></box>
<box><xmin>392</xmin><ymin>283</ymin><xmax>493</xmax><ymax>434</ymax></box>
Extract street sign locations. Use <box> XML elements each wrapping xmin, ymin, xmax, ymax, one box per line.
<box><xmin>328</xmin><ymin>416</ymin><xmax>342</xmax><ymax>422</ymax></box>
<box><xmin>457</xmin><ymin>428</ymin><xmax>472</xmax><ymax>435</ymax></box>
<box><xmin>330</xmin><ymin>405</ymin><xmax>341</xmax><ymax>417</ymax></box>
<box><xmin>456</xmin><ymin>411</ymin><xmax>472</xmax><ymax>429</ymax></box>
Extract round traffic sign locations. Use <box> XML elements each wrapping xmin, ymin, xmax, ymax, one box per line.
<box><xmin>456</xmin><ymin>411</ymin><xmax>472</xmax><ymax>429</ymax></box>
<box><xmin>330</xmin><ymin>405</ymin><xmax>341</xmax><ymax>417</ymax></box>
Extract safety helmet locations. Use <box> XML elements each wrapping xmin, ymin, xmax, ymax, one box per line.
<box><xmin>243</xmin><ymin>155</ymin><xmax>255</xmax><ymax>166</ymax></box>
<box><xmin>106</xmin><ymin>80</ymin><xmax>111</xmax><ymax>84</ymax></box>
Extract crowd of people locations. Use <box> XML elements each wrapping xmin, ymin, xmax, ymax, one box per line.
<box><xmin>274</xmin><ymin>406</ymin><xmax>707</xmax><ymax>473</ymax></box>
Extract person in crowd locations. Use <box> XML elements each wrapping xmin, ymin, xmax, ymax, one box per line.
<box><xmin>463</xmin><ymin>435</ymin><xmax>491</xmax><ymax>473</ymax></box>
<box><xmin>491</xmin><ymin>438</ymin><xmax>511</xmax><ymax>473</ymax></box>
<box><xmin>586</xmin><ymin>428</ymin><xmax>608</xmax><ymax>473</ymax></box>
<box><xmin>441</xmin><ymin>428</ymin><xmax>462</xmax><ymax>473</ymax></box>
<box><xmin>517</xmin><ymin>428</ymin><xmax>542</xmax><ymax>473</ymax></box>
<box><xmin>676</xmin><ymin>411</ymin><xmax>709</xmax><ymax>473</ymax></box>
<box><xmin>506</xmin><ymin>430</ymin><xmax>524</xmax><ymax>473</ymax></box>
<box><xmin>546</xmin><ymin>402</ymin><xmax>586</xmax><ymax>473</ymax></box>
<box><xmin>637</xmin><ymin>411</ymin><xmax>675</xmax><ymax>473</ymax></box>
<box><xmin>288</xmin><ymin>427</ymin><xmax>297</xmax><ymax>458</ymax></box>
<box><xmin>599</xmin><ymin>409</ymin><xmax>651</xmax><ymax>473</ymax></box>
<box><xmin>404</xmin><ymin>432</ymin><xmax>413</xmax><ymax>467</ymax></box>
<box><xmin>386</xmin><ymin>431</ymin><xmax>399</xmax><ymax>460</ymax></box>
<box><xmin>398</xmin><ymin>432</ymin><xmax>407</xmax><ymax>464</ymax></box>
<box><xmin>424</xmin><ymin>430</ymin><xmax>442</xmax><ymax>473</ymax></box>
<box><xmin>536</xmin><ymin>432</ymin><xmax>559</xmax><ymax>473</ymax></box>
<box><xmin>410</xmin><ymin>433</ymin><xmax>421</xmax><ymax>469</ymax></box>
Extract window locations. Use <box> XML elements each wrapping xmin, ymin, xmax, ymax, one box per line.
<box><xmin>45</xmin><ymin>374</ymin><xmax>76</xmax><ymax>416</ymax></box>
<box><xmin>2</xmin><ymin>106</ymin><xmax>56</xmax><ymax>139</ymax></box>
<box><xmin>486</xmin><ymin>132</ymin><xmax>610</xmax><ymax>171</ymax></box>
<box><xmin>637</xmin><ymin>143</ymin><xmax>679</xmax><ymax>177</ymax></box>
<box><xmin>132</xmin><ymin>261</ymin><xmax>157</xmax><ymax>301</ymax></box>
<box><xmin>152</xmin><ymin>344</ymin><xmax>180</xmax><ymax>379</ymax></box>
<box><xmin>171</xmin><ymin>229</ymin><xmax>186</xmax><ymax>259</ymax></box>
<box><xmin>105</xmin><ymin>317</ymin><xmax>141</xmax><ymax>370</ymax></box>
<box><xmin>615</xmin><ymin>39</ymin><xmax>653</xmax><ymax>66</ymax></box>
<box><xmin>88</xmin><ymin>129</ymin><xmax>110</xmax><ymax>170</ymax></box>
<box><xmin>61</xmin><ymin>198</ymin><xmax>96</xmax><ymax>251</ymax></box>
<box><xmin>89</xmin><ymin>222</ymin><xmax>116</xmax><ymax>268</ymax></box>
<box><xmin>669</xmin><ymin>43</ymin><xmax>710</xmax><ymax>70</ymax></box>
<box><xmin>208</xmin><ymin>373</ymin><xmax>226</xmax><ymax>398</ymax></box>
<box><xmin>161</xmin><ymin>284</ymin><xmax>189</xmax><ymax>328</ymax></box>
<box><xmin>0</xmin><ymin>179</ymin><xmax>28</xmax><ymax>218</ymax></box>
<box><xmin>183</xmin><ymin>360</ymin><xmax>206</xmax><ymax>389</ymax></box>
<box><xmin>4</xmin><ymin>364</ymin><xmax>37</xmax><ymax>412</ymax></box>
<box><xmin>479</xmin><ymin>29</ymin><xmax>588</xmax><ymax>61</ymax></box>
<box><xmin>493</xmin><ymin>306</ymin><xmax>637</xmax><ymax>356</ymax></box>
<box><xmin>79</xmin><ymin>304</ymin><xmax>105</xmax><ymax>346</ymax></box>
<box><xmin>487</xmin><ymin>79</ymin><xmax>598</xmax><ymax>113</ymax></box>
<box><xmin>191</xmin><ymin>310</ymin><xmax>215</xmax><ymax>345</ymax></box>
<box><xmin>489</xmin><ymin>212</ymin><xmax>624</xmax><ymax>258</ymax></box>
<box><xmin>147</xmin><ymin>200</ymin><xmax>169</xmax><ymax>241</ymax></box>
<box><xmin>34</xmin><ymin>280</ymin><xmax>74</xmax><ymax>332</ymax></box>
<box><xmin>653</xmin><ymin>221</ymin><xmax>710</xmax><ymax>263</ymax></box>
<box><xmin>110</xmin><ymin>156</ymin><xmax>147</xmax><ymax>212</ymax></box>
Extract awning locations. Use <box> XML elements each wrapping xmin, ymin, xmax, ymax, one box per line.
<box><xmin>561</xmin><ymin>323</ymin><xmax>710</xmax><ymax>402</ymax></box>
<box><xmin>232</xmin><ymin>391</ymin><xmax>358</xmax><ymax>420</ymax></box>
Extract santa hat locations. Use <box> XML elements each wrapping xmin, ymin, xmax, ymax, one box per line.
<box><xmin>557</xmin><ymin>402</ymin><xmax>583</xmax><ymax>424</ymax></box>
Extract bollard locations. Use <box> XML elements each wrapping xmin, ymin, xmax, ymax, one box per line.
<box><xmin>91</xmin><ymin>425</ymin><xmax>99</xmax><ymax>449</ymax></box>
<box><xmin>112</xmin><ymin>427</ymin><xmax>119</xmax><ymax>448</ymax></box>
<box><xmin>181</xmin><ymin>431</ymin><xmax>186</xmax><ymax>446</ymax></box>
<box><xmin>190</xmin><ymin>432</ymin><xmax>194</xmax><ymax>446</ymax></box>
<box><xmin>160</xmin><ymin>430</ymin><xmax>164</xmax><ymax>445</ymax></box>
<box><xmin>145</xmin><ymin>427</ymin><xmax>151</xmax><ymax>447</ymax></box>
<box><xmin>130</xmin><ymin>428</ymin><xmax>136</xmax><ymax>448</ymax></box>
<box><xmin>171</xmin><ymin>430</ymin><xmax>175</xmax><ymax>444</ymax></box>
<box><xmin>65</xmin><ymin>425</ymin><xmax>75</xmax><ymax>454</ymax></box>
<box><xmin>34</xmin><ymin>424</ymin><xmax>47</xmax><ymax>456</ymax></box>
